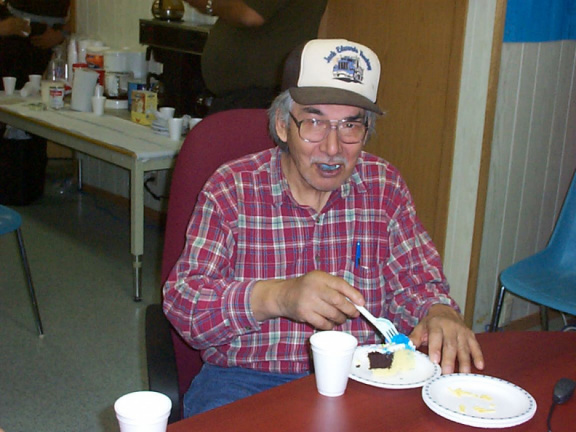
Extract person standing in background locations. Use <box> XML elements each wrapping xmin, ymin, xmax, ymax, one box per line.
<box><xmin>183</xmin><ymin>0</ymin><xmax>327</xmax><ymax>114</ymax></box>
<box><xmin>0</xmin><ymin>13</ymin><xmax>29</xmax><ymax>37</ymax></box>
<box><xmin>0</xmin><ymin>0</ymin><xmax>71</xmax><ymax>89</ymax></box>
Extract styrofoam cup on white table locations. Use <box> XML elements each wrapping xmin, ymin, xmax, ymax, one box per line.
<box><xmin>28</xmin><ymin>74</ymin><xmax>42</xmax><ymax>87</ymax></box>
<box><xmin>168</xmin><ymin>117</ymin><xmax>183</xmax><ymax>140</ymax></box>
<box><xmin>310</xmin><ymin>331</ymin><xmax>358</xmax><ymax>397</ymax></box>
<box><xmin>114</xmin><ymin>391</ymin><xmax>171</xmax><ymax>432</ymax></box>
<box><xmin>3</xmin><ymin>76</ymin><xmax>17</xmax><ymax>95</ymax></box>
<box><xmin>91</xmin><ymin>96</ymin><xmax>106</xmax><ymax>115</ymax></box>
<box><xmin>20</xmin><ymin>82</ymin><xmax>39</xmax><ymax>97</ymax></box>
<box><xmin>159</xmin><ymin>107</ymin><xmax>175</xmax><ymax>119</ymax></box>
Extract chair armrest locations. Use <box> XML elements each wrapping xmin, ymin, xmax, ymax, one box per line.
<box><xmin>145</xmin><ymin>303</ymin><xmax>181</xmax><ymax>423</ymax></box>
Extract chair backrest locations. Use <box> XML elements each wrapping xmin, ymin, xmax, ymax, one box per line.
<box><xmin>161</xmin><ymin>108</ymin><xmax>274</xmax><ymax>398</ymax></box>
<box><xmin>547</xmin><ymin>170</ymin><xmax>576</xmax><ymax>265</ymax></box>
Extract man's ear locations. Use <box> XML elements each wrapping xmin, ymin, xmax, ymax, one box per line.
<box><xmin>275</xmin><ymin>111</ymin><xmax>288</xmax><ymax>143</ymax></box>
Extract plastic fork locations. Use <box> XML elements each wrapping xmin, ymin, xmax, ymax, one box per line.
<box><xmin>353</xmin><ymin>304</ymin><xmax>399</xmax><ymax>343</ymax></box>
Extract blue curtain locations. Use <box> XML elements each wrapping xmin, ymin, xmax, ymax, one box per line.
<box><xmin>504</xmin><ymin>0</ymin><xmax>576</xmax><ymax>42</ymax></box>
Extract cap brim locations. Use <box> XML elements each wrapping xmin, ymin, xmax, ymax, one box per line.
<box><xmin>289</xmin><ymin>87</ymin><xmax>383</xmax><ymax>115</ymax></box>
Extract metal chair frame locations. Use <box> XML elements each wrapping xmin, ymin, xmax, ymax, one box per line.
<box><xmin>1</xmin><ymin>205</ymin><xmax>44</xmax><ymax>335</ymax></box>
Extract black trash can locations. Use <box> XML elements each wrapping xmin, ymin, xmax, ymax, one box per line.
<box><xmin>0</xmin><ymin>133</ymin><xmax>47</xmax><ymax>206</ymax></box>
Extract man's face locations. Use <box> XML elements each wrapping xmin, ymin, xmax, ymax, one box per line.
<box><xmin>276</xmin><ymin>103</ymin><xmax>366</xmax><ymax>196</ymax></box>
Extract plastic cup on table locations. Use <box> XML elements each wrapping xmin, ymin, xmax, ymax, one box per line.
<box><xmin>310</xmin><ymin>330</ymin><xmax>358</xmax><ymax>397</ymax></box>
<box><xmin>114</xmin><ymin>391</ymin><xmax>172</xmax><ymax>432</ymax></box>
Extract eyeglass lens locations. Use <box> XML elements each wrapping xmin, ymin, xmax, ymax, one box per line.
<box><xmin>290</xmin><ymin>113</ymin><xmax>366</xmax><ymax>144</ymax></box>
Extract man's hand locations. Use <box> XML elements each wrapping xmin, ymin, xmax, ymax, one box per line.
<box><xmin>251</xmin><ymin>270</ymin><xmax>364</xmax><ymax>329</ymax></box>
<box><xmin>0</xmin><ymin>16</ymin><xmax>30</xmax><ymax>37</ymax></box>
<box><xmin>410</xmin><ymin>304</ymin><xmax>484</xmax><ymax>374</ymax></box>
<box><xmin>30</xmin><ymin>27</ymin><xmax>65</xmax><ymax>50</ymax></box>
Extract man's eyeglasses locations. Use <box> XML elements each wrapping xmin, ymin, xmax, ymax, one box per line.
<box><xmin>289</xmin><ymin>112</ymin><xmax>367</xmax><ymax>144</ymax></box>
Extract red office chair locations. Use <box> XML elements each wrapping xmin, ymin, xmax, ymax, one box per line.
<box><xmin>145</xmin><ymin>109</ymin><xmax>274</xmax><ymax>423</ymax></box>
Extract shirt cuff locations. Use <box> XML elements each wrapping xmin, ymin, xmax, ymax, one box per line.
<box><xmin>224</xmin><ymin>279</ymin><xmax>261</xmax><ymax>334</ymax></box>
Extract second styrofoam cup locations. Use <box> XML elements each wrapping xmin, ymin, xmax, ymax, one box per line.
<box><xmin>114</xmin><ymin>391</ymin><xmax>171</xmax><ymax>432</ymax></box>
<box><xmin>310</xmin><ymin>331</ymin><xmax>358</xmax><ymax>397</ymax></box>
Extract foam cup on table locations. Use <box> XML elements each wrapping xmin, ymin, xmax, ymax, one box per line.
<box><xmin>91</xmin><ymin>96</ymin><xmax>106</xmax><ymax>115</ymax></box>
<box><xmin>28</xmin><ymin>74</ymin><xmax>42</xmax><ymax>87</ymax></box>
<box><xmin>310</xmin><ymin>331</ymin><xmax>358</xmax><ymax>397</ymax></box>
<box><xmin>3</xmin><ymin>77</ymin><xmax>16</xmax><ymax>95</ymax></box>
<box><xmin>114</xmin><ymin>391</ymin><xmax>171</xmax><ymax>432</ymax></box>
<box><xmin>168</xmin><ymin>117</ymin><xmax>183</xmax><ymax>140</ymax></box>
<box><xmin>20</xmin><ymin>82</ymin><xmax>39</xmax><ymax>97</ymax></box>
<box><xmin>159</xmin><ymin>107</ymin><xmax>175</xmax><ymax>119</ymax></box>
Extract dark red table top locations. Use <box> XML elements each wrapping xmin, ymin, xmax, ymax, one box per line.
<box><xmin>168</xmin><ymin>331</ymin><xmax>576</xmax><ymax>432</ymax></box>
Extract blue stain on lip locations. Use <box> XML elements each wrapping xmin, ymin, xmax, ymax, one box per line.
<box><xmin>319</xmin><ymin>163</ymin><xmax>340</xmax><ymax>171</ymax></box>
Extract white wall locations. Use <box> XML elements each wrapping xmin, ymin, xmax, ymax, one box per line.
<box><xmin>443</xmin><ymin>0</ymin><xmax>497</xmax><ymax>314</ymax></box>
<box><xmin>473</xmin><ymin>40</ymin><xmax>576</xmax><ymax>331</ymax></box>
<box><xmin>74</xmin><ymin>0</ymin><xmax>166</xmax><ymax>211</ymax></box>
<box><xmin>75</xmin><ymin>0</ymin><xmax>153</xmax><ymax>49</ymax></box>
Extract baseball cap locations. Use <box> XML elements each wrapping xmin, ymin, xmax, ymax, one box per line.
<box><xmin>282</xmin><ymin>39</ymin><xmax>382</xmax><ymax>114</ymax></box>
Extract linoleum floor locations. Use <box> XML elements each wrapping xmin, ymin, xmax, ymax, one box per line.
<box><xmin>0</xmin><ymin>161</ymin><xmax>164</xmax><ymax>432</ymax></box>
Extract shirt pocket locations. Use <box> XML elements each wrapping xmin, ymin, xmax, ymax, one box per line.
<box><xmin>337</xmin><ymin>259</ymin><xmax>385</xmax><ymax>312</ymax></box>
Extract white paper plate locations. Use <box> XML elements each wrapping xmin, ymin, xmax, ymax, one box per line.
<box><xmin>349</xmin><ymin>344</ymin><xmax>440</xmax><ymax>389</ymax></box>
<box><xmin>422</xmin><ymin>374</ymin><xmax>537</xmax><ymax>428</ymax></box>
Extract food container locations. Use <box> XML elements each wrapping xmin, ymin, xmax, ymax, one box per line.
<box><xmin>104</xmin><ymin>71</ymin><xmax>133</xmax><ymax>99</ymax></box>
<box><xmin>104</xmin><ymin>50</ymin><xmax>129</xmax><ymax>73</ymax></box>
<box><xmin>86</xmin><ymin>46</ymin><xmax>109</xmax><ymax>69</ymax></box>
<box><xmin>127</xmin><ymin>80</ymin><xmax>146</xmax><ymax>108</ymax></box>
<box><xmin>131</xmin><ymin>90</ymin><xmax>157</xmax><ymax>125</ymax></box>
<box><xmin>48</xmin><ymin>83</ymin><xmax>65</xmax><ymax>109</ymax></box>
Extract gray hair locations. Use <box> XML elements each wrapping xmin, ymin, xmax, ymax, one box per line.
<box><xmin>267</xmin><ymin>90</ymin><xmax>378</xmax><ymax>152</ymax></box>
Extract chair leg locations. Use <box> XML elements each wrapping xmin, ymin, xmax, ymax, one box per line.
<box><xmin>489</xmin><ymin>286</ymin><xmax>507</xmax><ymax>332</ymax></box>
<box><xmin>540</xmin><ymin>305</ymin><xmax>549</xmax><ymax>331</ymax></box>
<box><xmin>16</xmin><ymin>228</ymin><xmax>44</xmax><ymax>336</ymax></box>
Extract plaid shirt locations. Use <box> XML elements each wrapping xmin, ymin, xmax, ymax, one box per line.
<box><xmin>163</xmin><ymin>147</ymin><xmax>458</xmax><ymax>374</ymax></box>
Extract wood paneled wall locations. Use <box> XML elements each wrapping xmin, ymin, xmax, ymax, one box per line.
<box><xmin>320</xmin><ymin>1</ymin><xmax>468</xmax><ymax>254</ymax></box>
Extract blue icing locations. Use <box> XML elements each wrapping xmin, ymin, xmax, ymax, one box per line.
<box><xmin>390</xmin><ymin>334</ymin><xmax>416</xmax><ymax>351</ymax></box>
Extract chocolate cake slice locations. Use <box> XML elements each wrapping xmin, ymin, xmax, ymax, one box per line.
<box><xmin>368</xmin><ymin>351</ymin><xmax>394</xmax><ymax>370</ymax></box>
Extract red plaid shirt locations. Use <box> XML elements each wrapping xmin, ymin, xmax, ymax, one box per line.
<box><xmin>163</xmin><ymin>147</ymin><xmax>458</xmax><ymax>374</ymax></box>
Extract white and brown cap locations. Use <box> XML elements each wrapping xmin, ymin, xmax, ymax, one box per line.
<box><xmin>282</xmin><ymin>39</ymin><xmax>382</xmax><ymax>115</ymax></box>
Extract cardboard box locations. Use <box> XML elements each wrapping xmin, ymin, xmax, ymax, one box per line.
<box><xmin>131</xmin><ymin>90</ymin><xmax>157</xmax><ymax>126</ymax></box>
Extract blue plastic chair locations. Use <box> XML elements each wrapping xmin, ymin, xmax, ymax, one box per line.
<box><xmin>0</xmin><ymin>205</ymin><xmax>44</xmax><ymax>335</ymax></box>
<box><xmin>489</xmin><ymin>171</ymin><xmax>576</xmax><ymax>331</ymax></box>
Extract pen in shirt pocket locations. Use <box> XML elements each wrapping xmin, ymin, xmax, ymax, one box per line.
<box><xmin>354</xmin><ymin>240</ymin><xmax>361</xmax><ymax>268</ymax></box>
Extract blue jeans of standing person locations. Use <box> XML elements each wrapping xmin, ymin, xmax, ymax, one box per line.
<box><xmin>183</xmin><ymin>363</ymin><xmax>309</xmax><ymax>417</ymax></box>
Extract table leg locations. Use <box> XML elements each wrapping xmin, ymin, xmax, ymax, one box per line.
<box><xmin>131</xmin><ymin>163</ymin><xmax>145</xmax><ymax>301</ymax></box>
<box><xmin>77</xmin><ymin>157</ymin><xmax>83</xmax><ymax>190</ymax></box>
<box><xmin>133</xmin><ymin>254</ymin><xmax>143</xmax><ymax>301</ymax></box>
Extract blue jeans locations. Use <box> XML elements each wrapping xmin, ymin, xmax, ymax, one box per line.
<box><xmin>183</xmin><ymin>364</ymin><xmax>308</xmax><ymax>417</ymax></box>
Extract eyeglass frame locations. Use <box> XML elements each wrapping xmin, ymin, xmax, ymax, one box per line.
<box><xmin>288</xmin><ymin>112</ymin><xmax>368</xmax><ymax>144</ymax></box>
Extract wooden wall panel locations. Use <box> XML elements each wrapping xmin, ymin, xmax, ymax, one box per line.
<box><xmin>473</xmin><ymin>41</ymin><xmax>576</xmax><ymax>330</ymax></box>
<box><xmin>320</xmin><ymin>0</ymin><xmax>468</xmax><ymax>253</ymax></box>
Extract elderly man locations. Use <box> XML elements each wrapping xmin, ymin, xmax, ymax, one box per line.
<box><xmin>163</xmin><ymin>39</ymin><xmax>484</xmax><ymax>417</ymax></box>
